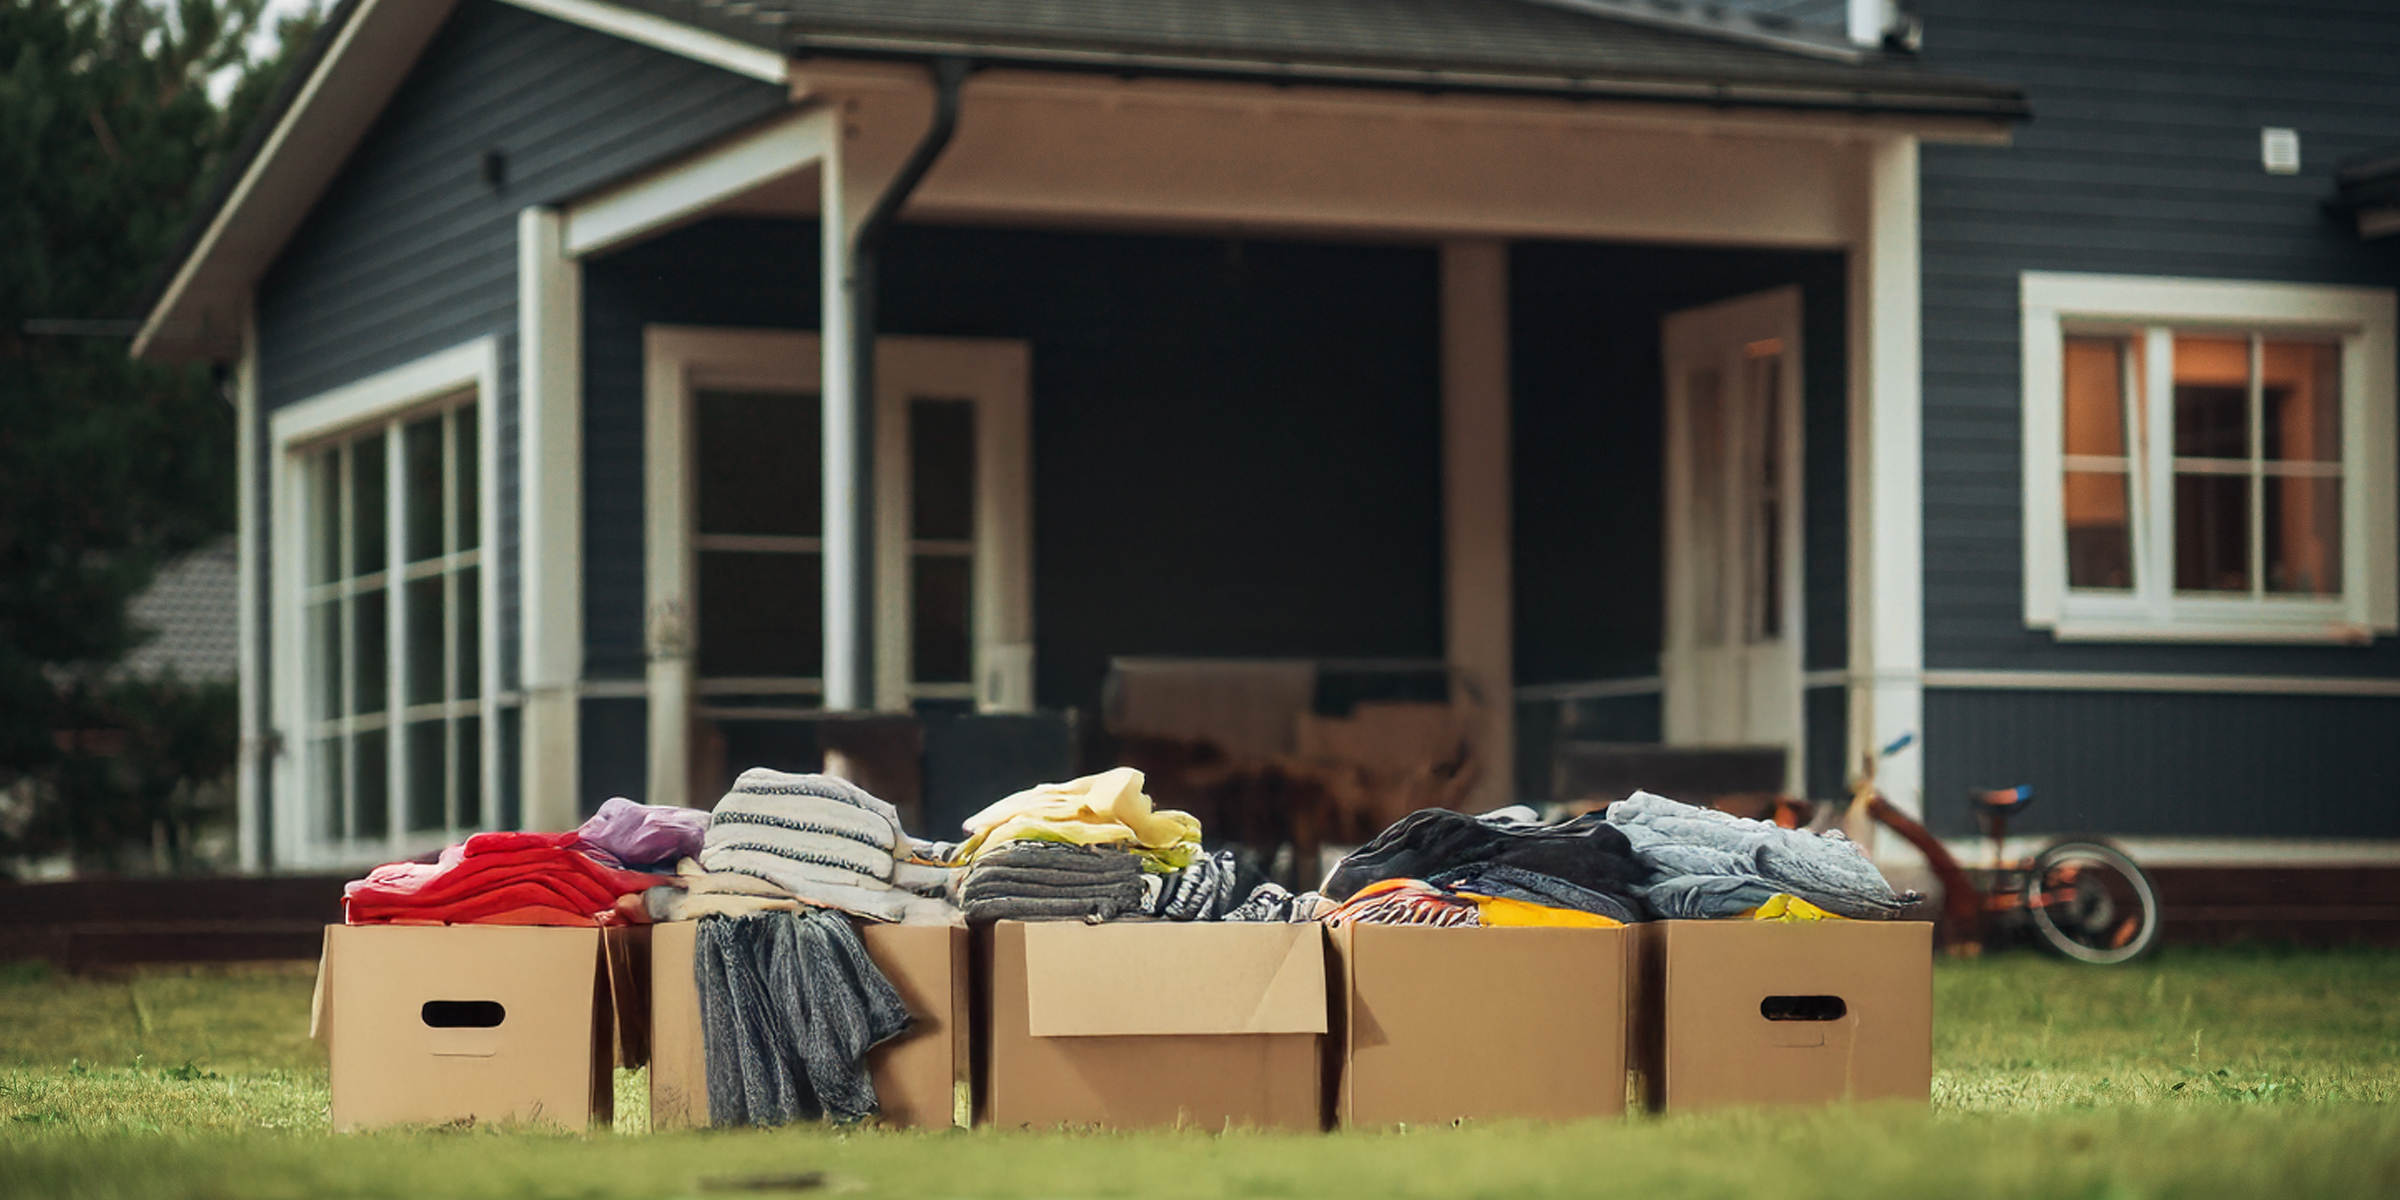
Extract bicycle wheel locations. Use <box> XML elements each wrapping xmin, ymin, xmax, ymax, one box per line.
<box><xmin>2024</xmin><ymin>840</ymin><xmax>2161</xmax><ymax>964</ymax></box>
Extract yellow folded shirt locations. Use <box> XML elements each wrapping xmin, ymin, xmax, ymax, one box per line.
<box><xmin>955</xmin><ymin>767</ymin><xmax>1203</xmax><ymax>866</ymax></box>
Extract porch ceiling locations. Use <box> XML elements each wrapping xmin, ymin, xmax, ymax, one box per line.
<box><xmin>620</xmin><ymin>0</ymin><xmax>2027</xmax><ymax>119</ymax></box>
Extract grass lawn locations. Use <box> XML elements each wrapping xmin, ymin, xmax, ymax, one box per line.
<box><xmin>3</xmin><ymin>947</ymin><xmax>2399</xmax><ymax>1198</ymax></box>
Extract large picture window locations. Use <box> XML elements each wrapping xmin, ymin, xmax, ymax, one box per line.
<box><xmin>2022</xmin><ymin>274</ymin><xmax>2397</xmax><ymax>642</ymax></box>
<box><xmin>273</xmin><ymin>340</ymin><xmax>508</xmax><ymax>864</ymax></box>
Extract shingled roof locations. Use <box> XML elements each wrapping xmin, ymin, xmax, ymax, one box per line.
<box><xmin>133</xmin><ymin>0</ymin><xmax>2025</xmax><ymax>361</ymax></box>
<box><xmin>627</xmin><ymin>0</ymin><xmax>2025</xmax><ymax>116</ymax></box>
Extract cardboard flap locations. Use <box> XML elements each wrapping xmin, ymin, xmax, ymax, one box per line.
<box><xmin>1022</xmin><ymin>922</ymin><xmax>1326</xmax><ymax>1037</ymax></box>
<box><xmin>308</xmin><ymin>926</ymin><xmax>334</xmax><ymax>1045</ymax></box>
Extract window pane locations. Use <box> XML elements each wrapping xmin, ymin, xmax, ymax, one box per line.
<box><xmin>312</xmin><ymin>449</ymin><xmax>343</xmax><ymax>585</ymax></box>
<box><xmin>2262</xmin><ymin>341</ymin><xmax>2340</xmax><ymax>464</ymax></box>
<box><xmin>315</xmin><ymin>736</ymin><xmax>346</xmax><ymax>842</ymax></box>
<box><xmin>309</xmin><ymin>599</ymin><xmax>342</xmax><ymax>720</ymax></box>
<box><xmin>2062</xmin><ymin>338</ymin><xmax>2130</xmax><ymax>457</ymax></box>
<box><xmin>2065</xmin><ymin>470</ymin><xmax>2133</xmax><ymax>589</ymax></box>
<box><xmin>455</xmin><ymin>403</ymin><xmax>480</xmax><ymax>552</ymax></box>
<box><xmin>2265</xmin><ymin>476</ymin><xmax>2343</xmax><ymax>596</ymax></box>
<box><xmin>911</xmin><ymin>398</ymin><xmax>976</xmax><ymax>541</ymax></box>
<box><xmin>458</xmin><ymin>715</ymin><xmax>483</xmax><ymax>829</ymax></box>
<box><xmin>455</xmin><ymin>567</ymin><xmax>480</xmax><ymax>701</ymax></box>
<box><xmin>2172</xmin><ymin>337</ymin><xmax>2250</xmax><ymax>460</ymax></box>
<box><xmin>406</xmin><ymin>718</ymin><xmax>446</xmax><ymax>833</ymax></box>
<box><xmin>353</xmin><ymin>588</ymin><xmax>387</xmax><ymax>714</ymax></box>
<box><xmin>355</xmin><ymin>727</ymin><xmax>389</xmax><ymax>839</ymax></box>
<box><xmin>912</xmin><ymin>555</ymin><xmax>973</xmax><ymax>685</ymax></box>
<box><xmin>406</xmin><ymin>575</ymin><xmax>445</xmax><ymax>707</ymax></box>
<box><xmin>1743</xmin><ymin>356</ymin><xmax>1781</xmax><ymax>642</ymax></box>
<box><xmin>696</xmin><ymin>390</ymin><xmax>820</xmax><ymax>537</ymax></box>
<box><xmin>352</xmin><ymin>432</ymin><xmax>386</xmax><ymax>577</ymax></box>
<box><xmin>2174</xmin><ymin>473</ymin><xmax>2250</xmax><ymax>592</ymax></box>
<box><xmin>1687</xmin><ymin>368</ymin><xmax>1727</xmax><ymax>649</ymax></box>
<box><xmin>697</xmin><ymin>551</ymin><xmax>822</xmax><ymax>678</ymax></box>
<box><xmin>404</xmin><ymin>415</ymin><xmax>444</xmax><ymax>562</ymax></box>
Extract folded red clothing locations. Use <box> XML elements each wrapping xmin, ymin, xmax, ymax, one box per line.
<box><xmin>344</xmin><ymin>831</ymin><xmax>665</xmax><ymax>926</ymax></box>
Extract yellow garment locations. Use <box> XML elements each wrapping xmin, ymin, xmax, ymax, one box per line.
<box><xmin>1745</xmin><ymin>893</ymin><xmax>1846</xmax><ymax>923</ymax></box>
<box><xmin>1459</xmin><ymin>893</ymin><xmax>1625</xmax><ymax>929</ymax></box>
<box><xmin>955</xmin><ymin>767</ymin><xmax>1202</xmax><ymax>868</ymax></box>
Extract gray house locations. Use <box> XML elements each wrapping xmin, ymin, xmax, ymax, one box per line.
<box><xmin>132</xmin><ymin>0</ymin><xmax>2395</xmax><ymax>873</ymax></box>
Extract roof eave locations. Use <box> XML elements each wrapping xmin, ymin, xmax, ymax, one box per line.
<box><xmin>782</xmin><ymin>33</ymin><xmax>2029</xmax><ymax>123</ymax></box>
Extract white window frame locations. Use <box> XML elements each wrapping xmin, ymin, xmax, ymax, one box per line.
<box><xmin>2022</xmin><ymin>273</ymin><xmax>2398</xmax><ymax>643</ymax></box>
<box><xmin>268</xmin><ymin>338</ymin><xmax>505</xmax><ymax>867</ymax></box>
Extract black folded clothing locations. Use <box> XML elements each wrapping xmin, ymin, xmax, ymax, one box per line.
<box><xmin>1322</xmin><ymin>808</ymin><xmax>1651</xmax><ymax>920</ymax></box>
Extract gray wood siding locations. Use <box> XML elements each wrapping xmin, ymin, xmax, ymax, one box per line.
<box><xmin>1924</xmin><ymin>688</ymin><xmax>2400</xmax><ymax>838</ymax></box>
<box><xmin>1910</xmin><ymin>1</ymin><xmax>2400</xmax><ymax>840</ymax></box>
<box><xmin>252</xmin><ymin>0</ymin><xmax>786</xmax><ymax>710</ymax></box>
<box><xmin>1914</xmin><ymin>0</ymin><xmax>2400</xmax><ymax>678</ymax></box>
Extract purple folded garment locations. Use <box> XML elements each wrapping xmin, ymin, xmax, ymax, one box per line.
<box><xmin>575</xmin><ymin>796</ymin><xmax>709</xmax><ymax>868</ymax></box>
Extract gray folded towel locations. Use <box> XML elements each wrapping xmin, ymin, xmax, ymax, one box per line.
<box><xmin>958</xmin><ymin>841</ymin><xmax>1145</xmax><ymax>922</ymax></box>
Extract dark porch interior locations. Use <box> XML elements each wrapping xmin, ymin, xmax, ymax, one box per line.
<box><xmin>572</xmin><ymin>217</ymin><xmax>1851</xmax><ymax>831</ymax></box>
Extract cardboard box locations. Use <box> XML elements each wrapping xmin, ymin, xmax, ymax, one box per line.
<box><xmin>1328</xmin><ymin>924</ymin><xmax>1629</xmax><ymax>1127</ymax></box>
<box><xmin>1632</xmin><ymin>920</ymin><xmax>1932</xmax><ymax>1112</ymax></box>
<box><xmin>981</xmin><ymin>920</ymin><xmax>1326</xmax><ymax>1131</ymax></box>
<box><xmin>309</xmin><ymin>924</ymin><xmax>615</xmax><ymax>1132</ymax></box>
<box><xmin>647</xmin><ymin>919</ymin><xmax>969</xmax><ymax>1130</ymax></box>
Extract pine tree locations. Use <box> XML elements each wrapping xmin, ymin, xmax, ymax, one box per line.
<box><xmin>0</xmin><ymin>0</ymin><xmax>318</xmax><ymax>868</ymax></box>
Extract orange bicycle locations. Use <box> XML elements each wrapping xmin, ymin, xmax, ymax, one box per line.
<box><xmin>1779</xmin><ymin>733</ymin><xmax>2162</xmax><ymax>963</ymax></box>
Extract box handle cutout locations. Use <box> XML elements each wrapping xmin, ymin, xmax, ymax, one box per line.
<box><xmin>422</xmin><ymin>1000</ymin><xmax>506</xmax><ymax>1028</ymax></box>
<box><xmin>1760</xmin><ymin>995</ymin><xmax>1846</xmax><ymax>1022</ymax></box>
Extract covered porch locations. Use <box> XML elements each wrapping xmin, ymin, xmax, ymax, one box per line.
<box><xmin>515</xmin><ymin>54</ymin><xmax>2009</xmax><ymax>848</ymax></box>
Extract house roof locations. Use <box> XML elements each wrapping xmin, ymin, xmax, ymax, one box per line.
<box><xmin>628</xmin><ymin>0</ymin><xmax>2023</xmax><ymax>113</ymax></box>
<box><xmin>118</xmin><ymin>539</ymin><xmax>239</xmax><ymax>683</ymax></box>
<box><xmin>132</xmin><ymin>0</ymin><xmax>2026</xmax><ymax>362</ymax></box>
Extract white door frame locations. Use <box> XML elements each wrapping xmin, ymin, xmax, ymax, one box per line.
<box><xmin>872</xmin><ymin>336</ymin><xmax>1035</xmax><ymax>714</ymax></box>
<box><xmin>1660</xmin><ymin>285</ymin><xmax>1807</xmax><ymax>792</ymax></box>
<box><xmin>642</xmin><ymin>327</ymin><xmax>1033</xmax><ymax>806</ymax></box>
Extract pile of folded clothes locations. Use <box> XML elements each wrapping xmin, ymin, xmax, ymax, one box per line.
<box><xmin>699</xmin><ymin>769</ymin><xmax>958</xmax><ymax>925</ymax></box>
<box><xmin>1604</xmin><ymin>790</ymin><xmax>1920</xmax><ymax>919</ymax></box>
<box><xmin>952</xmin><ymin>767</ymin><xmax>1247</xmax><ymax>923</ymax></box>
<box><xmin>343</xmin><ymin>829</ymin><xmax>668</xmax><ymax>926</ymax></box>
<box><xmin>1295</xmin><ymin>791</ymin><xmax>1920</xmax><ymax>929</ymax></box>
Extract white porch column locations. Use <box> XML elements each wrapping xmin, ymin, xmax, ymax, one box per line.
<box><xmin>234</xmin><ymin>300</ymin><xmax>263</xmax><ymax>869</ymax></box>
<box><xmin>1849</xmin><ymin>134</ymin><xmax>1925</xmax><ymax>820</ymax></box>
<box><xmin>519</xmin><ymin>207</ymin><xmax>583</xmax><ymax>829</ymax></box>
<box><xmin>1441</xmin><ymin>240</ymin><xmax>1517</xmax><ymax>810</ymax></box>
<box><xmin>820</xmin><ymin>123</ymin><xmax>869</xmax><ymax>712</ymax></box>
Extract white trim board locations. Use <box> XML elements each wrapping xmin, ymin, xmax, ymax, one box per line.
<box><xmin>518</xmin><ymin>208</ymin><xmax>583</xmax><ymax>832</ymax></box>
<box><xmin>562</xmin><ymin>108</ymin><xmax>833</xmax><ymax>256</ymax></box>
<box><xmin>491</xmin><ymin>0</ymin><xmax>788</xmax><ymax>83</ymax></box>
<box><xmin>267</xmin><ymin>339</ymin><xmax>499</xmax><ymax>448</ymax></box>
<box><xmin>1929</xmin><ymin>836</ymin><xmax>2400</xmax><ymax>868</ymax></box>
